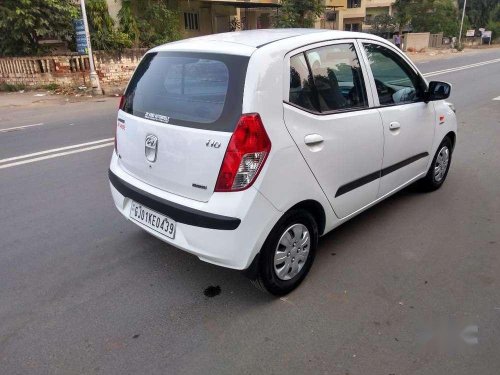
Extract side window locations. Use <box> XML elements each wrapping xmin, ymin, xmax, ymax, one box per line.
<box><xmin>289</xmin><ymin>54</ymin><xmax>318</xmax><ymax>112</ymax></box>
<box><xmin>363</xmin><ymin>43</ymin><xmax>427</xmax><ymax>106</ymax></box>
<box><xmin>305</xmin><ymin>43</ymin><xmax>368</xmax><ymax>112</ymax></box>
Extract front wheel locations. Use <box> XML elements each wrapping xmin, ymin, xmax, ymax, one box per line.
<box><xmin>419</xmin><ymin>137</ymin><xmax>453</xmax><ymax>191</ymax></box>
<box><xmin>252</xmin><ymin>209</ymin><xmax>318</xmax><ymax>296</ymax></box>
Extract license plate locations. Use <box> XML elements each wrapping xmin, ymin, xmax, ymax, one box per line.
<box><xmin>129</xmin><ymin>201</ymin><xmax>176</xmax><ymax>239</ymax></box>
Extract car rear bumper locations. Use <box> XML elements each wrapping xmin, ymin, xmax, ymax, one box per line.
<box><xmin>109</xmin><ymin>152</ymin><xmax>279</xmax><ymax>270</ymax></box>
<box><xmin>109</xmin><ymin>170</ymin><xmax>241</xmax><ymax>230</ymax></box>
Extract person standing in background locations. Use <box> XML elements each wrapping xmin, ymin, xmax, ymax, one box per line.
<box><xmin>394</xmin><ymin>32</ymin><xmax>402</xmax><ymax>49</ymax></box>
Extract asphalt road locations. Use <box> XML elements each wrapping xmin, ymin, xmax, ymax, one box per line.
<box><xmin>1</xmin><ymin>48</ymin><xmax>499</xmax><ymax>375</ymax></box>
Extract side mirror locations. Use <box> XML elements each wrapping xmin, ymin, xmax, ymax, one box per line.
<box><xmin>425</xmin><ymin>81</ymin><xmax>451</xmax><ymax>102</ymax></box>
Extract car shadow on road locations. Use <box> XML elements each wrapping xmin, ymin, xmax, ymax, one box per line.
<box><xmin>122</xmin><ymin>182</ymin><xmax>426</xmax><ymax>304</ymax></box>
<box><xmin>317</xmin><ymin>182</ymin><xmax>424</xmax><ymax>256</ymax></box>
<box><xmin>123</xmin><ymin>226</ymin><xmax>275</xmax><ymax>305</ymax></box>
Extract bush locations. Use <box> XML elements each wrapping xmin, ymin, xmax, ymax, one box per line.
<box><xmin>0</xmin><ymin>83</ymin><xmax>26</xmax><ymax>92</ymax></box>
<box><xmin>0</xmin><ymin>0</ymin><xmax>77</xmax><ymax>56</ymax></box>
<box><xmin>86</xmin><ymin>0</ymin><xmax>132</xmax><ymax>50</ymax></box>
<box><xmin>118</xmin><ymin>0</ymin><xmax>181</xmax><ymax>48</ymax></box>
<box><xmin>486</xmin><ymin>20</ymin><xmax>500</xmax><ymax>43</ymax></box>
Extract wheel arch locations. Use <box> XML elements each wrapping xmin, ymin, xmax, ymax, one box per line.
<box><xmin>288</xmin><ymin>199</ymin><xmax>327</xmax><ymax>236</ymax></box>
<box><xmin>445</xmin><ymin>131</ymin><xmax>457</xmax><ymax>150</ymax></box>
<box><xmin>242</xmin><ymin>199</ymin><xmax>327</xmax><ymax>280</ymax></box>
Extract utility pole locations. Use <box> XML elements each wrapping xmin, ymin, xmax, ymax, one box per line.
<box><xmin>80</xmin><ymin>0</ymin><xmax>102</xmax><ymax>95</ymax></box>
<box><xmin>458</xmin><ymin>0</ymin><xmax>467</xmax><ymax>47</ymax></box>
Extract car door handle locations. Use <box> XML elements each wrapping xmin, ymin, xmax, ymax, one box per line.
<box><xmin>304</xmin><ymin>134</ymin><xmax>324</xmax><ymax>145</ymax></box>
<box><xmin>389</xmin><ymin>122</ymin><xmax>401</xmax><ymax>131</ymax></box>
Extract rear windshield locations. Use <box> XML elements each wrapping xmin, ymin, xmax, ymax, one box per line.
<box><xmin>122</xmin><ymin>51</ymin><xmax>249</xmax><ymax>132</ymax></box>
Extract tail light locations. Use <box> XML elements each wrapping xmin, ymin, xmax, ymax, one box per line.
<box><xmin>215</xmin><ymin>113</ymin><xmax>271</xmax><ymax>192</ymax></box>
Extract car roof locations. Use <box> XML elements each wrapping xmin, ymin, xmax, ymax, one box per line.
<box><xmin>150</xmin><ymin>29</ymin><xmax>386</xmax><ymax>56</ymax></box>
<box><xmin>183</xmin><ymin>29</ymin><xmax>327</xmax><ymax>48</ymax></box>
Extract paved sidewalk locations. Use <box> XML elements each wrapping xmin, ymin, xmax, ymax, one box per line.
<box><xmin>0</xmin><ymin>90</ymin><xmax>112</xmax><ymax>109</ymax></box>
<box><xmin>407</xmin><ymin>45</ymin><xmax>500</xmax><ymax>63</ymax></box>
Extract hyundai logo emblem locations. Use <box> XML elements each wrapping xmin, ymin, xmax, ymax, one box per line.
<box><xmin>145</xmin><ymin>134</ymin><xmax>158</xmax><ymax>162</ymax></box>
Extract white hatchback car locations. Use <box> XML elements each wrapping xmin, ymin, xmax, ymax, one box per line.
<box><xmin>110</xmin><ymin>29</ymin><xmax>457</xmax><ymax>295</ymax></box>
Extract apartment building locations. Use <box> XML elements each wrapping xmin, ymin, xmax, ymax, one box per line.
<box><xmin>176</xmin><ymin>0</ymin><xmax>280</xmax><ymax>37</ymax></box>
<box><xmin>106</xmin><ymin>0</ymin><xmax>280</xmax><ymax>38</ymax></box>
<box><xmin>105</xmin><ymin>0</ymin><xmax>395</xmax><ymax>39</ymax></box>
<box><xmin>360</xmin><ymin>0</ymin><xmax>394</xmax><ymax>31</ymax></box>
<box><xmin>318</xmin><ymin>0</ymin><xmax>394</xmax><ymax>32</ymax></box>
<box><xmin>317</xmin><ymin>0</ymin><xmax>346</xmax><ymax>30</ymax></box>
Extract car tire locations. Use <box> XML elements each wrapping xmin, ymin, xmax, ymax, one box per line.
<box><xmin>252</xmin><ymin>209</ymin><xmax>318</xmax><ymax>296</ymax></box>
<box><xmin>419</xmin><ymin>137</ymin><xmax>453</xmax><ymax>192</ymax></box>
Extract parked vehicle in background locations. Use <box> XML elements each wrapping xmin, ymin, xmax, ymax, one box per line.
<box><xmin>109</xmin><ymin>29</ymin><xmax>457</xmax><ymax>295</ymax></box>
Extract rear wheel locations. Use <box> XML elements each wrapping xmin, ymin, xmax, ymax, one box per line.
<box><xmin>419</xmin><ymin>137</ymin><xmax>453</xmax><ymax>191</ymax></box>
<box><xmin>252</xmin><ymin>209</ymin><xmax>318</xmax><ymax>296</ymax></box>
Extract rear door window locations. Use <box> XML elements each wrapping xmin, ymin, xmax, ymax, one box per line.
<box><xmin>306</xmin><ymin>43</ymin><xmax>368</xmax><ymax>112</ymax></box>
<box><xmin>289</xmin><ymin>54</ymin><xmax>319</xmax><ymax>112</ymax></box>
<box><xmin>288</xmin><ymin>43</ymin><xmax>368</xmax><ymax>113</ymax></box>
<box><xmin>122</xmin><ymin>52</ymin><xmax>249</xmax><ymax>132</ymax></box>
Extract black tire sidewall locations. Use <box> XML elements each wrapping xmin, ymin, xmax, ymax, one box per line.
<box><xmin>430</xmin><ymin>137</ymin><xmax>453</xmax><ymax>187</ymax></box>
<box><xmin>258</xmin><ymin>209</ymin><xmax>318</xmax><ymax>296</ymax></box>
<box><xmin>422</xmin><ymin>137</ymin><xmax>453</xmax><ymax>191</ymax></box>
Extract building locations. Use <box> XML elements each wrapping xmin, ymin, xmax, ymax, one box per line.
<box><xmin>361</xmin><ymin>0</ymin><xmax>394</xmax><ymax>32</ymax></box>
<box><xmin>106</xmin><ymin>0</ymin><xmax>280</xmax><ymax>38</ymax></box>
<box><xmin>318</xmin><ymin>0</ymin><xmax>395</xmax><ymax>32</ymax></box>
<box><xmin>105</xmin><ymin>0</ymin><xmax>396</xmax><ymax>39</ymax></box>
<box><xmin>175</xmin><ymin>0</ymin><xmax>281</xmax><ymax>36</ymax></box>
<box><xmin>316</xmin><ymin>0</ymin><xmax>346</xmax><ymax>30</ymax></box>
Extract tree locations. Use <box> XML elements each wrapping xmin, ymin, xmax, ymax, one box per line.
<box><xmin>85</xmin><ymin>0</ymin><xmax>132</xmax><ymax>50</ymax></box>
<box><xmin>0</xmin><ymin>0</ymin><xmax>78</xmax><ymax>56</ymax></box>
<box><xmin>118</xmin><ymin>0</ymin><xmax>181</xmax><ymax>48</ymax></box>
<box><xmin>486</xmin><ymin>4</ymin><xmax>500</xmax><ymax>40</ymax></box>
<box><xmin>273</xmin><ymin>0</ymin><xmax>324</xmax><ymax>28</ymax></box>
<box><xmin>118</xmin><ymin>0</ymin><xmax>141</xmax><ymax>47</ymax></box>
<box><xmin>393</xmin><ymin>0</ymin><xmax>459</xmax><ymax>37</ymax></box>
<box><xmin>457</xmin><ymin>0</ymin><xmax>500</xmax><ymax>40</ymax></box>
<box><xmin>393</xmin><ymin>0</ymin><xmax>413</xmax><ymax>32</ymax></box>
<box><xmin>368</xmin><ymin>14</ymin><xmax>397</xmax><ymax>37</ymax></box>
<box><xmin>411</xmin><ymin>0</ymin><xmax>459</xmax><ymax>36</ymax></box>
<box><xmin>458</xmin><ymin>0</ymin><xmax>499</xmax><ymax>28</ymax></box>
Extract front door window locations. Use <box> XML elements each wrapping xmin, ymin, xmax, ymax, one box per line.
<box><xmin>362</xmin><ymin>42</ymin><xmax>434</xmax><ymax>198</ymax></box>
<box><xmin>363</xmin><ymin>43</ymin><xmax>427</xmax><ymax>105</ymax></box>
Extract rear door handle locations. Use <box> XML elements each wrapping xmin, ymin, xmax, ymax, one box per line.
<box><xmin>389</xmin><ymin>122</ymin><xmax>401</xmax><ymax>131</ymax></box>
<box><xmin>304</xmin><ymin>134</ymin><xmax>324</xmax><ymax>145</ymax></box>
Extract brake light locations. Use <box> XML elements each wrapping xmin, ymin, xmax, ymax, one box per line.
<box><xmin>215</xmin><ymin>113</ymin><xmax>271</xmax><ymax>192</ymax></box>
